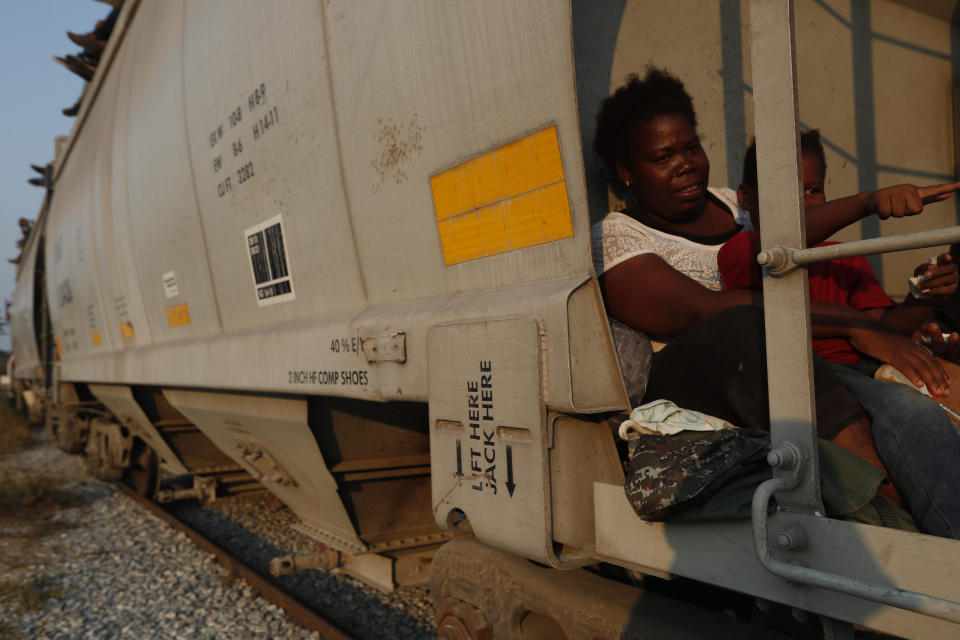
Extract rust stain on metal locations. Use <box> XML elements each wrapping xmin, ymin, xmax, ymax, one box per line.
<box><xmin>371</xmin><ymin>114</ymin><xmax>424</xmax><ymax>191</ymax></box>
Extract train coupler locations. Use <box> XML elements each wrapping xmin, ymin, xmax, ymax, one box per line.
<box><xmin>269</xmin><ymin>549</ymin><xmax>342</xmax><ymax>576</ymax></box>
<box><xmin>156</xmin><ymin>475</ymin><xmax>217</xmax><ymax>504</ymax></box>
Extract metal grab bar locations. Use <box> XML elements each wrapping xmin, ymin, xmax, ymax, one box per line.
<box><xmin>751</xmin><ymin>449</ymin><xmax>960</xmax><ymax>624</ymax></box>
<box><xmin>758</xmin><ymin>226</ymin><xmax>960</xmax><ymax>276</ymax></box>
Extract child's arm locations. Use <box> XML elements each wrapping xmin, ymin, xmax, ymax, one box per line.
<box><xmin>804</xmin><ymin>182</ymin><xmax>960</xmax><ymax>246</ymax></box>
<box><xmin>606</xmin><ymin>251</ymin><xmax>949</xmax><ymax>393</ymax></box>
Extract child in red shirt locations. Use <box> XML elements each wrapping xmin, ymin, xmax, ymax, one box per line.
<box><xmin>719</xmin><ymin>130</ymin><xmax>958</xmax><ymax>363</ymax></box>
<box><xmin>719</xmin><ymin>130</ymin><xmax>960</xmax><ymax>521</ymax></box>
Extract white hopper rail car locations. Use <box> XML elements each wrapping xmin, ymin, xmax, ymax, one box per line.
<box><xmin>10</xmin><ymin>1</ymin><xmax>960</xmax><ymax>637</ymax></box>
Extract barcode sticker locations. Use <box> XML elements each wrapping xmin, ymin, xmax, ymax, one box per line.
<box><xmin>245</xmin><ymin>214</ymin><xmax>295</xmax><ymax>306</ymax></box>
<box><xmin>162</xmin><ymin>270</ymin><xmax>179</xmax><ymax>298</ymax></box>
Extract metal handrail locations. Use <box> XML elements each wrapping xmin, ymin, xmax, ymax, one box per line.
<box><xmin>752</xmin><ymin>448</ymin><xmax>960</xmax><ymax>624</ymax></box>
<box><xmin>758</xmin><ymin>226</ymin><xmax>960</xmax><ymax>276</ymax></box>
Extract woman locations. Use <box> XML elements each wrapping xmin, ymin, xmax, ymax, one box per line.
<box><xmin>591</xmin><ymin>68</ymin><xmax>960</xmax><ymax>537</ymax></box>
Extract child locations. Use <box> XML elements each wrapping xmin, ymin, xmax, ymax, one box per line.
<box><xmin>720</xmin><ymin>131</ymin><xmax>959</xmax><ymax>364</ymax></box>
<box><xmin>719</xmin><ymin>131</ymin><xmax>960</xmax><ymax>534</ymax></box>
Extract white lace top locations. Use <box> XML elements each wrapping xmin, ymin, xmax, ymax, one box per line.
<box><xmin>592</xmin><ymin>188</ymin><xmax>751</xmax><ymax>393</ymax></box>
<box><xmin>591</xmin><ymin>187</ymin><xmax>751</xmax><ymax>292</ymax></box>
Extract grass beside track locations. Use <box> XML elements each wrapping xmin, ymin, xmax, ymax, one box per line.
<box><xmin>0</xmin><ymin>575</ymin><xmax>65</xmax><ymax>614</ymax></box>
<box><xmin>0</xmin><ymin>471</ymin><xmax>79</xmax><ymax>517</ymax></box>
<box><xmin>0</xmin><ymin>391</ymin><xmax>72</xmax><ymax>639</ymax></box>
<box><xmin>0</xmin><ymin>391</ymin><xmax>33</xmax><ymax>455</ymax></box>
<box><xmin>0</xmin><ymin>391</ymin><xmax>77</xmax><ymax>517</ymax></box>
<box><xmin>0</xmin><ymin>574</ymin><xmax>67</xmax><ymax>640</ymax></box>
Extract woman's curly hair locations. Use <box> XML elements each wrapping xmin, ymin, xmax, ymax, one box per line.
<box><xmin>593</xmin><ymin>68</ymin><xmax>698</xmax><ymax>182</ymax></box>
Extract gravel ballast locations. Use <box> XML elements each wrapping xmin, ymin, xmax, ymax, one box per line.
<box><xmin>169</xmin><ymin>492</ymin><xmax>436</xmax><ymax>639</ymax></box>
<box><xmin>0</xmin><ymin>432</ymin><xmax>436</xmax><ymax>639</ymax></box>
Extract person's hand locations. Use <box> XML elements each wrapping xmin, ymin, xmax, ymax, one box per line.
<box><xmin>913</xmin><ymin>253</ymin><xmax>958</xmax><ymax>299</ymax></box>
<box><xmin>867</xmin><ymin>182</ymin><xmax>960</xmax><ymax>219</ymax></box>
<box><xmin>849</xmin><ymin>326</ymin><xmax>950</xmax><ymax>396</ymax></box>
<box><xmin>913</xmin><ymin>321</ymin><xmax>960</xmax><ymax>363</ymax></box>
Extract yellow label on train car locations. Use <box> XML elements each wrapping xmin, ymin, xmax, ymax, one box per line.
<box><xmin>430</xmin><ymin>125</ymin><xmax>574</xmax><ymax>265</ymax></box>
<box><xmin>166</xmin><ymin>303</ymin><xmax>191</xmax><ymax>327</ymax></box>
<box><xmin>91</xmin><ymin>332</ymin><xmax>102</xmax><ymax>346</ymax></box>
<box><xmin>54</xmin><ymin>336</ymin><xmax>62</xmax><ymax>358</ymax></box>
<box><xmin>121</xmin><ymin>322</ymin><xmax>135</xmax><ymax>339</ymax></box>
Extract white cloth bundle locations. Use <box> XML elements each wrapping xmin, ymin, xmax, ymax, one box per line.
<box><xmin>618</xmin><ymin>399</ymin><xmax>736</xmax><ymax>440</ymax></box>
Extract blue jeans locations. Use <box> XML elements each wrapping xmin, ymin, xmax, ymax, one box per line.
<box><xmin>828</xmin><ymin>360</ymin><xmax>960</xmax><ymax>539</ymax></box>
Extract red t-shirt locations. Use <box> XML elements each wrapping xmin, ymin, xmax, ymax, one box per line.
<box><xmin>718</xmin><ymin>231</ymin><xmax>894</xmax><ymax>363</ymax></box>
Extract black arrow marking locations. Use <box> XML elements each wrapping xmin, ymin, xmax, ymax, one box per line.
<box><xmin>505</xmin><ymin>444</ymin><xmax>516</xmax><ymax>497</ymax></box>
<box><xmin>455</xmin><ymin>439</ymin><xmax>463</xmax><ymax>476</ymax></box>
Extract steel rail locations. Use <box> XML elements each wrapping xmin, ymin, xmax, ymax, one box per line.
<box><xmin>757</xmin><ymin>225</ymin><xmax>960</xmax><ymax>276</ymax></box>
<box><xmin>116</xmin><ymin>483</ymin><xmax>355</xmax><ymax>640</ymax></box>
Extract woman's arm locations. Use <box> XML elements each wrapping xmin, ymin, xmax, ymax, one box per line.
<box><xmin>601</xmin><ymin>253</ymin><xmax>758</xmax><ymax>337</ymax></box>
<box><xmin>602</xmin><ymin>252</ymin><xmax>903</xmax><ymax>339</ymax></box>
<box><xmin>602</xmin><ymin>253</ymin><xmax>948</xmax><ymax>393</ymax></box>
<box><xmin>872</xmin><ymin>297</ymin><xmax>943</xmax><ymax>336</ymax></box>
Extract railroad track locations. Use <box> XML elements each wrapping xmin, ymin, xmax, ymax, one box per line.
<box><xmin>116</xmin><ymin>483</ymin><xmax>355</xmax><ymax>640</ymax></box>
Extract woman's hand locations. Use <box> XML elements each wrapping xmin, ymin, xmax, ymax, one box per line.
<box><xmin>913</xmin><ymin>253</ymin><xmax>958</xmax><ymax>299</ymax></box>
<box><xmin>913</xmin><ymin>322</ymin><xmax>960</xmax><ymax>363</ymax></box>
<box><xmin>866</xmin><ymin>182</ymin><xmax>960</xmax><ymax>219</ymax></box>
<box><xmin>849</xmin><ymin>326</ymin><xmax>949</xmax><ymax>396</ymax></box>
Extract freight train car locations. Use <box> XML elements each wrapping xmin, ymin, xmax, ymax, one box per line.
<box><xmin>11</xmin><ymin>1</ymin><xmax>960</xmax><ymax>637</ymax></box>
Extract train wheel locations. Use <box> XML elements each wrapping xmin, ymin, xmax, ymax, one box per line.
<box><xmin>57</xmin><ymin>413</ymin><xmax>90</xmax><ymax>454</ymax></box>
<box><xmin>437</xmin><ymin>598</ymin><xmax>492</xmax><ymax>640</ymax></box>
<box><xmin>85</xmin><ymin>418</ymin><xmax>132</xmax><ymax>481</ymax></box>
<box><xmin>126</xmin><ymin>440</ymin><xmax>159</xmax><ymax>499</ymax></box>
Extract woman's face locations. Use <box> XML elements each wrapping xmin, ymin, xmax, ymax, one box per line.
<box><xmin>618</xmin><ymin>113</ymin><xmax>710</xmax><ymax>224</ymax></box>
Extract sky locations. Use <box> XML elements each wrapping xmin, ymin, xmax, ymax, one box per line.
<box><xmin>0</xmin><ymin>1</ymin><xmax>109</xmax><ymax>351</ymax></box>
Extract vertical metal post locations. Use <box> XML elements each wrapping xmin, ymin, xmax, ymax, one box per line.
<box><xmin>748</xmin><ymin>0</ymin><xmax>822</xmax><ymax>513</ymax></box>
